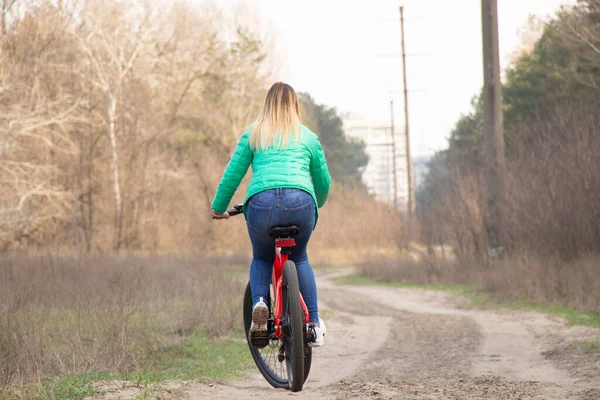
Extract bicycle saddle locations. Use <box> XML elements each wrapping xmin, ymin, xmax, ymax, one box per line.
<box><xmin>268</xmin><ymin>225</ymin><xmax>300</xmax><ymax>238</ymax></box>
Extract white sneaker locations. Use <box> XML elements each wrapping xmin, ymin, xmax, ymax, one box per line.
<box><xmin>308</xmin><ymin>319</ymin><xmax>326</xmax><ymax>348</ymax></box>
<box><xmin>249</xmin><ymin>298</ymin><xmax>269</xmax><ymax>348</ymax></box>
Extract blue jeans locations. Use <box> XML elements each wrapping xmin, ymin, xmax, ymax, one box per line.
<box><xmin>246</xmin><ymin>188</ymin><xmax>319</xmax><ymax>323</ymax></box>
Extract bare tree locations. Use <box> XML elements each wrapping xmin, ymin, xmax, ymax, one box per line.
<box><xmin>1</xmin><ymin>0</ymin><xmax>17</xmax><ymax>36</ymax></box>
<box><xmin>0</xmin><ymin>0</ymin><xmax>276</xmax><ymax>253</ymax></box>
<box><xmin>0</xmin><ymin>103</ymin><xmax>77</xmax><ymax>247</ymax></box>
<box><xmin>558</xmin><ymin>0</ymin><xmax>600</xmax><ymax>89</ymax></box>
<box><xmin>73</xmin><ymin>0</ymin><xmax>166</xmax><ymax>250</ymax></box>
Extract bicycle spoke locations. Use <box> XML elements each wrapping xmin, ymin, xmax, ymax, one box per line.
<box><xmin>257</xmin><ymin>339</ymin><xmax>286</xmax><ymax>380</ymax></box>
<box><xmin>245</xmin><ymin>279</ymin><xmax>306</xmax><ymax>389</ymax></box>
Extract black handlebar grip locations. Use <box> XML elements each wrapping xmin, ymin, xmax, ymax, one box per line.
<box><xmin>226</xmin><ymin>204</ymin><xmax>244</xmax><ymax>216</ymax></box>
<box><xmin>212</xmin><ymin>204</ymin><xmax>243</xmax><ymax>219</ymax></box>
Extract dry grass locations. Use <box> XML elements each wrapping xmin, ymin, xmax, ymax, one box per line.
<box><xmin>359</xmin><ymin>253</ymin><xmax>600</xmax><ymax>313</ymax></box>
<box><xmin>478</xmin><ymin>255</ymin><xmax>600</xmax><ymax>311</ymax></box>
<box><xmin>413</xmin><ymin>101</ymin><xmax>600</xmax><ymax>320</ymax></box>
<box><xmin>310</xmin><ymin>185</ymin><xmax>407</xmax><ymax>265</ymax></box>
<box><xmin>359</xmin><ymin>255</ymin><xmax>473</xmax><ymax>287</ymax></box>
<box><xmin>149</xmin><ymin>149</ymin><xmax>406</xmax><ymax>265</ymax></box>
<box><xmin>0</xmin><ymin>254</ymin><xmax>248</xmax><ymax>387</ymax></box>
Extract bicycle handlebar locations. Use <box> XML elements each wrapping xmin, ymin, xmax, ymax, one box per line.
<box><xmin>212</xmin><ymin>204</ymin><xmax>243</xmax><ymax>219</ymax></box>
<box><xmin>226</xmin><ymin>204</ymin><xmax>243</xmax><ymax>216</ymax></box>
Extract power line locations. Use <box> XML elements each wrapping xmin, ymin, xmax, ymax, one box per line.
<box><xmin>376</xmin><ymin>52</ymin><xmax>433</xmax><ymax>58</ymax></box>
<box><xmin>378</xmin><ymin>17</ymin><xmax>424</xmax><ymax>22</ymax></box>
<box><xmin>386</xmin><ymin>89</ymin><xmax>428</xmax><ymax>94</ymax></box>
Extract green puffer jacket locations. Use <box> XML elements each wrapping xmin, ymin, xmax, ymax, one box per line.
<box><xmin>211</xmin><ymin>124</ymin><xmax>331</xmax><ymax>227</ymax></box>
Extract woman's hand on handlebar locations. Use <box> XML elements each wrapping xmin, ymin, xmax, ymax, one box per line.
<box><xmin>211</xmin><ymin>209</ymin><xmax>230</xmax><ymax>220</ymax></box>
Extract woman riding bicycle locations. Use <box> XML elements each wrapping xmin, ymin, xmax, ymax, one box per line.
<box><xmin>211</xmin><ymin>82</ymin><xmax>331</xmax><ymax>348</ymax></box>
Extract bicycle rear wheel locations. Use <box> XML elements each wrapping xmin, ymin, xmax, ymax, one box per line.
<box><xmin>243</xmin><ymin>272</ymin><xmax>312</xmax><ymax>390</ymax></box>
<box><xmin>281</xmin><ymin>260</ymin><xmax>304</xmax><ymax>392</ymax></box>
<box><xmin>243</xmin><ymin>283</ymin><xmax>288</xmax><ymax>389</ymax></box>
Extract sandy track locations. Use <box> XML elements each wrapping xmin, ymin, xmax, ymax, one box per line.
<box><xmin>98</xmin><ymin>269</ymin><xmax>600</xmax><ymax>400</ymax></box>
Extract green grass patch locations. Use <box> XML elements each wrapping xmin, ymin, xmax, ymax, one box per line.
<box><xmin>143</xmin><ymin>330</ymin><xmax>252</xmax><ymax>380</ymax></box>
<box><xmin>1</xmin><ymin>373</ymin><xmax>105</xmax><ymax>400</ymax></box>
<box><xmin>313</xmin><ymin>264</ymin><xmax>339</xmax><ymax>270</ymax></box>
<box><xmin>570</xmin><ymin>340</ymin><xmax>600</xmax><ymax>355</ymax></box>
<box><xmin>498</xmin><ymin>302</ymin><xmax>600</xmax><ymax>328</ymax></box>
<box><xmin>581</xmin><ymin>341</ymin><xmax>600</xmax><ymax>354</ymax></box>
<box><xmin>1</xmin><ymin>330</ymin><xmax>253</xmax><ymax>400</ymax></box>
<box><xmin>333</xmin><ymin>274</ymin><xmax>473</xmax><ymax>293</ymax></box>
<box><xmin>1</xmin><ymin>371</ymin><xmax>170</xmax><ymax>400</ymax></box>
<box><xmin>333</xmin><ymin>274</ymin><xmax>385</xmax><ymax>286</ymax></box>
<box><xmin>318</xmin><ymin>308</ymin><xmax>336</xmax><ymax>320</ymax></box>
<box><xmin>334</xmin><ymin>274</ymin><xmax>600</xmax><ymax>328</ymax></box>
<box><xmin>223</xmin><ymin>269</ymin><xmax>247</xmax><ymax>278</ymax></box>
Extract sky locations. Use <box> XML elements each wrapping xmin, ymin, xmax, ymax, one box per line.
<box><xmin>218</xmin><ymin>0</ymin><xmax>575</xmax><ymax>157</ymax></box>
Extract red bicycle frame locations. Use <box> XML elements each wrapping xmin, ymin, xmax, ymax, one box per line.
<box><xmin>272</xmin><ymin>238</ymin><xmax>310</xmax><ymax>339</ymax></box>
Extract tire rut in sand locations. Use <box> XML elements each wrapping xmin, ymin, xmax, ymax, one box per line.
<box><xmin>91</xmin><ymin>269</ymin><xmax>600</xmax><ymax>399</ymax></box>
<box><xmin>317</xmin><ymin>270</ymin><xmax>600</xmax><ymax>400</ymax></box>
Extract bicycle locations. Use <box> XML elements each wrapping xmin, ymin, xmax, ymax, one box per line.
<box><xmin>223</xmin><ymin>204</ymin><xmax>314</xmax><ymax>392</ymax></box>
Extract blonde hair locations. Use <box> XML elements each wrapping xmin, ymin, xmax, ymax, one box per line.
<box><xmin>250</xmin><ymin>82</ymin><xmax>301</xmax><ymax>150</ymax></box>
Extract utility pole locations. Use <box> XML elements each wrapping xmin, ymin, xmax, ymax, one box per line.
<box><xmin>400</xmin><ymin>6</ymin><xmax>415</xmax><ymax>241</ymax></box>
<box><xmin>481</xmin><ymin>0</ymin><xmax>506</xmax><ymax>259</ymax></box>
<box><xmin>390</xmin><ymin>100</ymin><xmax>398</xmax><ymax>209</ymax></box>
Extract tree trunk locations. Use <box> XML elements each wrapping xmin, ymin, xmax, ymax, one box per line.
<box><xmin>86</xmin><ymin>134</ymin><xmax>96</xmax><ymax>253</ymax></box>
<box><xmin>107</xmin><ymin>94</ymin><xmax>123</xmax><ymax>251</ymax></box>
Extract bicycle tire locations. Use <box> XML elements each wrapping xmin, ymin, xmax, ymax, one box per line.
<box><xmin>243</xmin><ymin>279</ymin><xmax>312</xmax><ymax>390</ymax></box>
<box><xmin>243</xmin><ymin>283</ymin><xmax>288</xmax><ymax>389</ymax></box>
<box><xmin>281</xmin><ymin>260</ymin><xmax>304</xmax><ymax>392</ymax></box>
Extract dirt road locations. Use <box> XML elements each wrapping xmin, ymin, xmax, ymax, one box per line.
<box><xmin>104</xmin><ymin>269</ymin><xmax>600</xmax><ymax>399</ymax></box>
